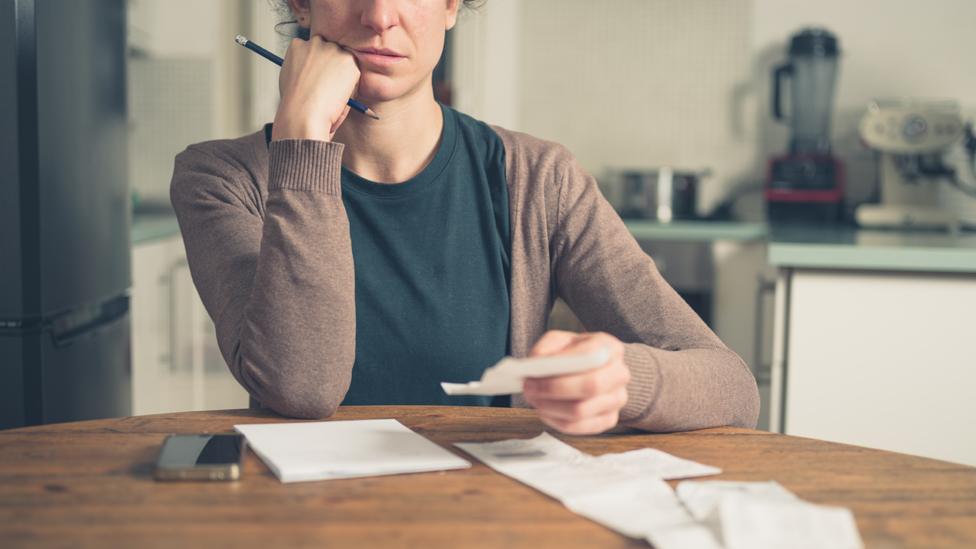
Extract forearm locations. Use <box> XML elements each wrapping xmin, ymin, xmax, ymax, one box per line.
<box><xmin>172</xmin><ymin>140</ymin><xmax>356</xmax><ymax>419</ymax></box>
<box><xmin>230</xmin><ymin>140</ymin><xmax>355</xmax><ymax>418</ymax></box>
<box><xmin>618</xmin><ymin>343</ymin><xmax>760</xmax><ymax>432</ymax></box>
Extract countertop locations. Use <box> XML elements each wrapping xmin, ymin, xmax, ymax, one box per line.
<box><xmin>132</xmin><ymin>212</ymin><xmax>180</xmax><ymax>245</ymax></box>
<box><xmin>625</xmin><ymin>218</ymin><xmax>976</xmax><ymax>274</ymax></box>
<box><xmin>767</xmin><ymin>225</ymin><xmax>976</xmax><ymax>274</ymax></box>
<box><xmin>624</xmin><ymin>219</ymin><xmax>768</xmax><ymax>242</ymax></box>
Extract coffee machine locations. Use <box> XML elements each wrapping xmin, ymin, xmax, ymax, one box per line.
<box><xmin>766</xmin><ymin>28</ymin><xmax>845</xmax><ymax>223</ymax></box>
<box><xmin>856</xmin><ymin>99</ymin><xmax>976</xmax><ymax>230</ymax></box>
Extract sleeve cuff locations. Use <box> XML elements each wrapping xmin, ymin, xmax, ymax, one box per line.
<box><xmin>619</xmin><ymin>343</ymin><xmax>662</xmax><ymax>423</ymax></box>
<box><xmin>268</xmin><ymin>139</ymin><xmax>345</xmax><ymax>194</ymax></box>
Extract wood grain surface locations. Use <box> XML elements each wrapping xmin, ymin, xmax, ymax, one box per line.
<box><xmin>1</xmin><ymin>406</ymin><xmax>974</xmax><ymax>548</ymax></box>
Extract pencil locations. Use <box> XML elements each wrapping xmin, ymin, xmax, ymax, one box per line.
<box><xmin>235</xmin><ymin>34</ymin><xmax>380</xmax><ymax>121</ymax></box>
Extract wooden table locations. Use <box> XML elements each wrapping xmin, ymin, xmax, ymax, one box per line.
<box><xmin>1</xmin><ymin>406</ymin><xmax>974</xmax><ymax>548</ymax></box>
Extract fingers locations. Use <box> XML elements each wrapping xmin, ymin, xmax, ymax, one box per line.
<box><xmin>523</xmin><ymin>359</ymin><xmax>630</xmax><ymax>400</ymax></box>
<box><xmin>539</xmin><ymin>410</ymin><xmax>620</xmax><ymax>436</ymax></box>
<box><xmin>527</xmin><ymin>387</ymin><xmax>628</xmax><ymax>422</ymax></box>
<box><xmin>524</xmin><ymin>331</ymin><xmax>631</xmax><ymax>436</ymax></box>
<box><xmin>528</xmin><ymin>330</ymin><xmax>580</xmax><ymax>357</ymax></box>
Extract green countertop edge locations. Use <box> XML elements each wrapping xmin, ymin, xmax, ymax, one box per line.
<box><xmin>767</xmin><ymin>242</ymin><xmax>976</xmax><ymax>273</ymax></box>
<box><xmin>624</xmin><ymin>220</ymin><xmax>976</xmax><ymax>273</ymax></box>
<box><xmin>624</xmin><ymin>220</ymin><xmax>769</xmax><ymax>242</ymax></box>
<box><xmin>132</xmin><ymin>214</ymin><xmax>181</xmax><ymax>245</ymax></box>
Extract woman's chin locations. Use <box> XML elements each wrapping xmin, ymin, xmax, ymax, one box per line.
<box><xmin>355</xmin><ymin>74</ymin><xmax>420</xmax><ymax>104</ymax></box>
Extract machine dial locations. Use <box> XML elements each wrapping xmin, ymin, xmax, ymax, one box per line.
<box><xmin>902</xmin><ymin>115</ymin><xmax>928</xmax><ymax>142</ymax></box>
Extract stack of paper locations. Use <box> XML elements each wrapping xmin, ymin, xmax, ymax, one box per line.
<box><xmin>441</xmin><ymin>348</ymin><xmax>610</xmax><ymax>396</ymax></box>
<box><xmin>457</xmin><ymin>433</ymin><xmax>863</xmax><ymax>549</ymax></box>
<box><xmin>235</xmin><ymin>419</ymin><xmax>470</xmax><ymax>483</ymax></box>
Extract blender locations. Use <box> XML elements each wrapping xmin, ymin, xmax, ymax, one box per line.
<box><xmin>766</xmin><ymin>28</ymin><xmax>845</xmax><ymax>223</ymax></box>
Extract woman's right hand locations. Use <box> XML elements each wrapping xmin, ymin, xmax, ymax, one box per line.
<box><xmin>272</xmin><ymin>35</ymin><xmax>361</xmax><ymax>142</ymax></box>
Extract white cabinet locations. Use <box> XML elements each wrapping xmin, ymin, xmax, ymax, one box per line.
<box><xmin>131</xmin><ymin>234</ymin><xmax>248</xmax><ymax>415</ymax></box>
<box><xmin>771</xmin><ymin>268</ymin><xmax>976</xmax><ymax>466</ymax></box>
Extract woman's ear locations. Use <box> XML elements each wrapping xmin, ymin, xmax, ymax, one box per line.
<box><xmin>445</xmin><ymin>0</ymin><xmax>460</xmax><ymax>31</ymax></box>
<box><xmin>287</xmin><ymin>0</ymin><xmax>312</xmax><ymax>26</ymax></box>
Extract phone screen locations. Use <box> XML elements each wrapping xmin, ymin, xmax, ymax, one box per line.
<box><xmin>157</xmin><ymin>434</ymin><xmax>245</xmax><ymax>468</ymax></box>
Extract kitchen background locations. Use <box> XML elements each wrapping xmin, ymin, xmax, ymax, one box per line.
<box><xmin>4</xmin><ymin>1</ymin><xmax>975</xmax><ymax>467</ymax></box>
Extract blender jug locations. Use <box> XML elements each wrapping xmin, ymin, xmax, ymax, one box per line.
<box><xmin>772</xmin><ymin>28</ymin><xmax>840</xmax><ymax>154</ymax></box>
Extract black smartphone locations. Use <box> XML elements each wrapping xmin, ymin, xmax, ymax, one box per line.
<box><xmin>154</xmin><ymin>434</ymin><xmax>246</xmax><ymax>481</ymax></box>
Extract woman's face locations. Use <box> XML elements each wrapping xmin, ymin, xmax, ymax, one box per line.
<box><xmin>287</xmin><ymin>0</ymin><xmax>459</xmax><ymax>103</ymax></box>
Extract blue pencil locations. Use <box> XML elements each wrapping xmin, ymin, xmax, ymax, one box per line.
<box><xmin>235</xmin><ymin>34</ymin><xmax>380</xmax><ymax>120</ymax></box>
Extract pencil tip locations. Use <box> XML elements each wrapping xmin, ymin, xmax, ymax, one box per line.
<box><xmin>365</xmin><ymin>108</ymin><xmax>380</xmax><ymax>120</ymax></box>
<box><xmin>234</xmin><ymin>35</ymin><xmax>248</xmax><ymax>46</ymax></box>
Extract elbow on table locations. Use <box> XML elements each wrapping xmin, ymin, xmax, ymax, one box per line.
<box><xmin>229</xmin><ymin>338</ymin><xmax>356</xmax><ymax>420</ymax></box>
<box><xmin>238</xmin><ymin>361</ymin><xmax>352</xmax><ymax>420</ymax></box>
<box><xmin>262</xmin><ymin>383</ymin><xmax>347</xmax><ymax>420</ymax></box>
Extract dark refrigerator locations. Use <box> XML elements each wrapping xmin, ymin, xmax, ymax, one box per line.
<box><xmin>1</xmin><ymin>0</ymin><xmax>131</xmax><ymax>429</ymax></box>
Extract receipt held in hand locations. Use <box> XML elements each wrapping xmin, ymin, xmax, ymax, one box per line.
<box><xmin>441</xmin><ymin>347</ymin><xmax>611</xmax><ymax>397</ymax></box>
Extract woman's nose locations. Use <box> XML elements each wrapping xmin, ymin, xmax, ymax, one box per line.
<box><xmin>360</xmin><ymin>0</ymin><xmax>400</xmax><ymax>34</ymax></box>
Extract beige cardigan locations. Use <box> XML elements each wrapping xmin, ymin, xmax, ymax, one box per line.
<box><xmin>170</xmin><ymin>122</ymin><xmax>759</xmax><ymax>431</ymax></box>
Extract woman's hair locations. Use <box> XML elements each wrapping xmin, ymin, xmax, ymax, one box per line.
<box><xmin>271</xmin><ymin>0</ymin><xmax>485</xmax><ymax>40</ymax></box>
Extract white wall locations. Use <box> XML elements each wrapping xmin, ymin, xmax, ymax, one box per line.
<box><xmin>515</xmin><ymin>0</ymin><xmax>754</xmax><ymax>215</ymax></box>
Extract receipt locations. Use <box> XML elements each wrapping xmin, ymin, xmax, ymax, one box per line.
<box><xmin>441</xmin><ymin>347</ymin><xmax>611</xmax><ymax>396</ymax></box>
<box><xmin>676</xmin><ymin>480</ymin><xmax>798</xmax><ymax>521</ymax></box>
<box><xmin>457</xmin><ymin>435</ymin><xmax>863</xmax><ymax>549</ymax></box>
<box><xmin>674</xmin><ymin>481</ymin><xmax>864</xmax><ymax>549</ymax></box>
<box><xmin>456</xmin><ymin>433</ymin><xmax>721</xmax><ymax>541</ymax></box>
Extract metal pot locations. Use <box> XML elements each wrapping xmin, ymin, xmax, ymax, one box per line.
<box><xmin>601</xmin><ymin>167</ymin><xmax>711</xmax><ymax>221</ymax></box>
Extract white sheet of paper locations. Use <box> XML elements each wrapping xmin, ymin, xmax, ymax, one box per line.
<box><xmin>455</xmin><ymin>433</ymin><xmax>721</xmax><ymax>540</ymax></box>
<box><xmin>234</xmin><ymin>419</ymin><xmax>470</xmax><ymax>483</ymax></box>
<box><xmin>441</xmin><ymin>347</ymin><xmax>611</xmax><ymax>396</ymax></box>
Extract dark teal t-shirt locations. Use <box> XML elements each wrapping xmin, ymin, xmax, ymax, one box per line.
<box><xmin>324</xmin><ymin>103</ymin><xmax>511</xmax><ymax>407</ymax></box>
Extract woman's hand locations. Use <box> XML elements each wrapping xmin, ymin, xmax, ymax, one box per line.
<box><xmin>272</xmin><ymin>35</ymin><xmax>361</xmax><ymax>142</ymax></box>
<box><xmin>522</xmin><ymin>330</ymin><xmax>631</xmax><ymax>435</ymax></box>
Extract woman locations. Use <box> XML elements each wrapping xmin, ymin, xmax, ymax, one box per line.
<box><xmin>170</xmin><ymin>0</ymin><xmax>759</xmax><ymax>434</ymax></box>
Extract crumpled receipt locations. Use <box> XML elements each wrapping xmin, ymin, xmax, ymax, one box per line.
<box><xmin>441</xmin><ymin>347</ymin><xmax>610</xmax><ymax>396</ymax></box>
<box><xmin>456</xmin><ymin>433</ymin><xmax>863</xmax><ymax>549</ymax></box>
<box><xmin>671</xmin><ymin>481</ymin><xmax>864</xmax><ymax>549</ymax></box>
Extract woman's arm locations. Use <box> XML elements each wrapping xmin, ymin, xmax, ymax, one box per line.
<box><xmin>170</xmin><ymin>139</ymin><xmax>355</xmax><ymax>418</ymax></box>
<box><xmin>546</xmin><ymin>147</ymin><xmax>760</xmax><ymax>432</ymax></box>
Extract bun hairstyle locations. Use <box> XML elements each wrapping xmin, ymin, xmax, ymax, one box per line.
<box><xmin>272</xmin><ymin>0</ymin><xmax>485</xmax><ymax>40</ymax></box>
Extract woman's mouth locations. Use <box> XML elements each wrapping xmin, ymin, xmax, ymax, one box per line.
<box><xmin>351</xmin><ymin>48</ymin><xmax>406</xmax><ymax>67</ymax></box>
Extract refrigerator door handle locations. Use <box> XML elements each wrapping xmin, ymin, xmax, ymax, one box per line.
<box><xmin>49</xmin><ymin>296</ymin><xmax>130</xmax><ymax>348</ymax></box>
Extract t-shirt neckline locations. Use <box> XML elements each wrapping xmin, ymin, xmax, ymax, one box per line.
<box><xmin>341</xmin><ymin>102</ymin><xmax>457</xmax><ymax>199</ymax></box>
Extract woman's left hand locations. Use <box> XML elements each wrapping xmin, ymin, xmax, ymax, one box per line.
<box><xmin>522</xmin><ymin>330</ymin><xmax>631</xmax><ymax>435</ymax></box>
